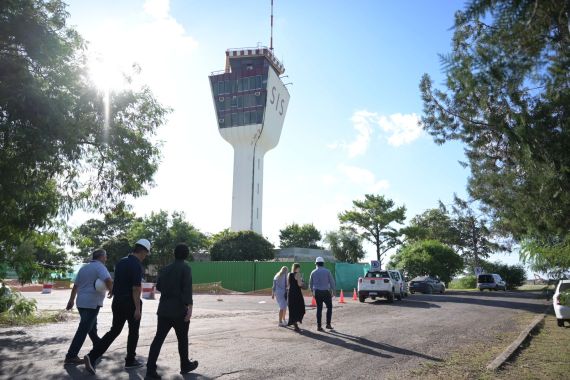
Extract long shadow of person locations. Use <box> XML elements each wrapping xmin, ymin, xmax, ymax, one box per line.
<box><xmin>298</xmin><ymin>329</ymin><xmax>393</xmax><ymax>359</ymax></box>
<box><xmin>327</xmin><ymin>331</ymin><xmax>443</xmax><ymax>362</ymax></box>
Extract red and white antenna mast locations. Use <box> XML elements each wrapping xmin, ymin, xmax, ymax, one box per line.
<box><xmin>270</xmin><ymin>0</ymin><xmax>274</xmax><ymax>51</ymax></box>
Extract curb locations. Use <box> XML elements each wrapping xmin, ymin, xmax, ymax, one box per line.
<box><xmin>486</xmin><ymin>306</ymin><xmax>552</xmax><ymax>371</ymax></box>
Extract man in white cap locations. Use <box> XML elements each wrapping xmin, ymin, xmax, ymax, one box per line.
<box><xmin>309</xmin><ymin>256</ymin><xmax>336</xmax><ymax>332</ymax></box>
<box><xmin>84</xmin><ymin>239</ymin><xmax>151</xmax><ymax>374</ymax></box>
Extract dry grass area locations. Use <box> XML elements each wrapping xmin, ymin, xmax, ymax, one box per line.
<box><xmin>402</xmin><ymin>313</ymin><xmax>537</xmax><ymax>380</ymax></box>
<box><xmin>401</xmin><ymin>313</ymin><xmax>569</xmax><ymax>380</ymax></box>
<box><xmin>0</xmin><ymin>309</ymin><xmax>72</xmax><ymax>327</ymax></box>
<box><xmin>497</xmin><ymin>315</ymin><xmax>570</xmax><ymax>380</ymax></box>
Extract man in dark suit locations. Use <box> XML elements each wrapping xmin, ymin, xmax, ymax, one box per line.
<box><xmin>145</xmin><ymin>243</ymin><xmax>198</xmax><ymax>380</ymax></box>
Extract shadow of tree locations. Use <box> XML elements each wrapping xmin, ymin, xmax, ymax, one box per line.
<box><xmin>367</xmin><ymin>299</ymin><xmax>442</xmax><ymax>309</ymax></box>
<box><xmin>418</xmin><ymin>292</ymin><xmax>547</xmax><ymax>314</ymax></box>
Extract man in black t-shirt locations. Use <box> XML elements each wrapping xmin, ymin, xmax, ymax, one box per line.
<box><xmin>84</xmin><ymin>239</ymin><xmax>151</xmax><ymax>374</ymax></box>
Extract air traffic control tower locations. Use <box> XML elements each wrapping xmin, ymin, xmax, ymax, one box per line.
<box><xmin>209</xmin><ymin>47</ymin><xmax>290</xmax><ymax>234</ymax></box>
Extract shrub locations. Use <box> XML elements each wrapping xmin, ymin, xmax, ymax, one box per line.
<box><xmin>0</xmin><ymin>284</ymin><xmax>37</xmax><ymax>317</ymax></box>
<box><xmin>449</xmin><ymin>275</ymin><xmax>477</xmax><ymax>289</ymax></box>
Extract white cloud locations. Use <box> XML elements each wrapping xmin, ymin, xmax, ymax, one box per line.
<box><xmin>321</xmin><ymin>174</ymin><xmax>339</xmax><ymax>186</ymax></box>
<box><xmin>143</xmin><ymin>0</ymin><xmax>170</xmax><ymax>19</ymax></box>
<box><xmin>377</xmin><ymin>113</ymin><xmax>423</xmax><ymax>146</ymax></box>
<box><xmin>328</xmin><ymin>111</ymin><xmax>422</xmax><ymax>158</ymax></box>
<box><xmin>338</xmin><ymin>164</ymin><xmax>390</xmax><ymax>193</ymax></box>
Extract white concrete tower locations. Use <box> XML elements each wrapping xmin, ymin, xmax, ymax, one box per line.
<box><xmin>209</xmin><ymin>47</ymin><xmax>289</xmax><ymax>234</ymax></box>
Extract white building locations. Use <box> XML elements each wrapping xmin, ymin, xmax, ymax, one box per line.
<box><xmin>209</xmin><ymin>47</ymin><xmax>289</xmax><ymax>234</ymax></box>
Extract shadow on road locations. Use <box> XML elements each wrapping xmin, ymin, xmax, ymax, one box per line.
<box><xmin>368</xmin><ymin>299</ymin><xmax>442</xmax><ymax>309</ymax></box>
<box><xmin>298</xmin><ymin>328</ymin><xmax>393</xmax><ymax>359</ymax></box>
<box><xmin>412</xmin><ymin>291</ymin><xmax>547</xmax><ymax>314</ymax></box>
<box><xmin>327</xmin><ymin>331</ymin><xmax>443</xmax><ymax>362</ymax></box>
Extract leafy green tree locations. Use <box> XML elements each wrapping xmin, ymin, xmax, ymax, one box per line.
<box><xmin>403</xmin><ymin>203</ymin><xmax>459</xmax><ymax>247</ymax></box>
<box><xmin>450</xmin><ymin>196</ymin><xmax>504</xmax><ymax>270</ymax></box>
<box><xmin>0</xmin><ymin>0</ymin><xmax>169</xmax><ymax>251</ymax></box>
<box><xmin>521</xmin><ymin>236</ymin><xmax>570</xmax><ymax>279</ymax></box>
<box><xmin>339</xmin><ymin>194</ymin><xmax>406</xmax><ymax>267</ymax></box>
<box><xmin>12</xmin><ymin>232</ymin><xmax>71</xmax><ymax>285</ymax></box>
<box><xmin>419</xmin><ymin>0</ymin><xmax>569</xmax><ymax>241</ymax></box>
<box><xmin>71</xmin><ymin>206</ymin><xmax>139</xmax><ymax>271</ymax></box>
<box><xmin>325</xmin><ymin>228</ymin><xmax>365</xmax><ymax>263</ymax></box>
<box><xmin>129</xmin><ymin>211</ymin><xmax>208</xmax><ymax>271</ymax></box>
<box><xmin>388</xmin><ymin>240</ymin><xmax>463</xmax><ymax>285</ymax></box>
<box><xmin>210</xmin><ymin>231</ymin><xmax>274</xmax><ymax>261</ymax></box>
<box><xmin>279</xmin><ymin>223</ymin><xmax>322</xmax><ymax>249</ymax></box>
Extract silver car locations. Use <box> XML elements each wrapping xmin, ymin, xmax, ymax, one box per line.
<box><xmin>477</xmin><ymin>273</ymin><xmax>507</xmax><ymax>291</ymax></box>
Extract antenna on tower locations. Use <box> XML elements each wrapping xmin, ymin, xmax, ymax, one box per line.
<box><xmin>270</xmin><ymin>0</ymin><xmax>274</xmax><ymax>51</ymax></box>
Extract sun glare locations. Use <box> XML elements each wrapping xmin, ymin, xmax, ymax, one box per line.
<box><xmin>87</xmin><ymin>53</ymin><xmax>128</xmax><ymax>93</ymax></box>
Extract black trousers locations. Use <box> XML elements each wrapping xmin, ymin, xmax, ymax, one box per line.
<box><xmin>314</xmin><ymin>289</ymin><xmax>333</xmax><ymax>327</ymax></box>
<box><xmin>88</xmin><ymin>297</ymin><xmax>142</xmax><ymax>363</ymax></box>
<box><xmin>146</xmin><ymin>315</ymin><xmax>190</xmax><ymax>372</ymax></box>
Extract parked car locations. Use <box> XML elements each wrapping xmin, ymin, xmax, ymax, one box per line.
<box><xmin>477</xmin><ymin>273</ymin><xmax>507</xmax><ymax>291</ymax></box>
<box><xmin>553</xmin><ymin>279</ymin><xmax>570</xmax><ymax>327</ymax></box>
<box><xmin>388</xmin><ymin>270</ymin><xmax>408</xmax><ymax>297</ymax></box>
<box><xmin>408</xmin><ymin>276</ymin><xmax>445</xmax><ymax>294</ymax></box>
<box><xmin>357</xmin><ymin>270</ymin><xmax>403</xmax><ymax>303</ymax></box>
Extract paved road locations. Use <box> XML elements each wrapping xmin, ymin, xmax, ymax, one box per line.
<box><xmin>0</xmin><ymin>290</ymin><xmax>548</xmax><ymax>379</ymax></box>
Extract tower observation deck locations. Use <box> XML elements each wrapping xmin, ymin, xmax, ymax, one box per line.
<box><xmin>209</xmin><ymin>47</ymin><xmax>290</xmax><ymax>234</ymax></box>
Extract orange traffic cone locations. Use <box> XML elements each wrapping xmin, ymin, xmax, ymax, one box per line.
<box><xmin>352</xmin><ymin>288</ymin><xmax>357</xmax><ymax>301</ymax></box>
<box><xmin>339</xmin><ymin>289</ymin><xmax>346</xmax><ymax>303</ymax></box>
<box><xmin>311</xmin><ymin>296</ymin><xmax>316</xmax><ymax>307</ymax></box>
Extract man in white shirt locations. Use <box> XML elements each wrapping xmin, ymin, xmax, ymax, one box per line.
<box><xmin>64</xmin><ymin>249</ymin><xmax>113</xmax><ymax>365</ymax></box>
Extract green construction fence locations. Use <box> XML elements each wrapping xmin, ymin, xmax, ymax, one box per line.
<box><xmin>188</xmin><ymin>261</ymin><xmax>368</xmax><ymax>293</ymax></box>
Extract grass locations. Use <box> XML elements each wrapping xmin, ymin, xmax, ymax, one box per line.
<box><xmin>403</xmin><ymin>313</ymin><xmax>536</xmax><ymax>380</ymax></box>
<box><xmin>497</xmin><ymin>315</ymin><xmax>570</xmax><ymax>380</ymax></box>
<box><xmin>0</xmin><ymin>310</ymin><xmax>72</xmax><ymax>327</ymax></box>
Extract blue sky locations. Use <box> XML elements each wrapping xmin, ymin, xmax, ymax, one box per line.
<box><xmin>65</xmin><ymin>0</ymin><xmax>521</xmax><ymax>269</ymax></box>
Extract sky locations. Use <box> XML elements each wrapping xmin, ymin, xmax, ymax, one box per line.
<box><xmin>65</xmin><ymin>0</ymin><xmax>522</xmax><ymax>270</ymax></box>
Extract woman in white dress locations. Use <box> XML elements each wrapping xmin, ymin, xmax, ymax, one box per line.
<box><xmin>272</xmin><ymin>266</ymin><xmax>289</xmax><ymax>326</ymax></box>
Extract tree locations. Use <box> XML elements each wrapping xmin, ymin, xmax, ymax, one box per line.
<box><xmin>71</xmin><ymin>205</ymin><xmax>139</xmax><ymax>271</ymax></box>
<box><xmin>129</xmin><ymin>211</ymin><xmax>208</xmax><ymax>271</ymax></box>
<box><xmin>210</xmin><ymin>231</ymin><xmax>274</xmax><ymax>261</ymax></box>
<box><xmin>339</xmin><ymin>194</ymin><xmax>406</xmax><ymax>267</ymax></box>
<box><xmin>279</xmin><ymin>223</ymin><xmax>322</xmax><ymax>249</ymax></box>
<box><xmin>388</xmin><ymin>240</ymin><xmax>463</xmax><ymax>285</ymax></box>
<box><xmin>450</xmin><ymin>196</ymin><xmax>504</xmax><ymax>270</ymax></box>
<box><xmin>12</xmin><ymin>232</ymin><xmax>71</xmax><ymax>285</ymax></box>
<box><xmin>403</xmin><ymin>203</ymin><xmax>459</xmax><ymax>247</ymax></box>
<box><xmin>521</xmin><ymin>236</ymin><xmax>570</xmax><ymax>279</ymax></box>
<box><xmin>0</xmin><ymin>1</ymin><xmax>169</xmax><ymax>251</ymax></box>
<box><xmin>419</xmin><ymin>0</ymin><xmax>570</xmax><ymax>241</ymax></box>
<box><xmin>325</xmin><ymin>228</ymin><xmax>366</xmax><ymax>263</ymax></box>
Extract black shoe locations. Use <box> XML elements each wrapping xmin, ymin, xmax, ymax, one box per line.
<box><xmin>326</xmin><ymin>324</ymin><xmax>334</xmax><ymax>330</ymax></box>
<box><xmin>145</xmin><ymin>371</ymin><xmax>162</xmax><ymax>380</ymax></box>
<box><xmin>84</xmin><ymin>354</ymin><xmax>96</xmax><ymax>374</ymax></box>
<box><xmin>180</xmin><ymin>360</ymin><xmax>199</xmax><ymax>374</ymax></box>
<box><xmin>64</xmin><ymin>356</ymin><xmax>84</xmax><ymax>366</ymax></box>
<box><xmin>125</xmin><ymin>359</ymin><xmax>144</xmax><ymax>369</ymax></box>
<box><xmin>317</xmin><ymin>326</ymin><xmax>324</xmax><ymax>332</ymax></box>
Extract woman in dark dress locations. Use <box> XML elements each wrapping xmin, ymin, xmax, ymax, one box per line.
<box><xmin>287</xmin><ymin>263</ymin><xmax>305</xmax><ymax>332</ymax></box>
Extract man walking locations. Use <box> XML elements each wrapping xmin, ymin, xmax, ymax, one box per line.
<box><xmin>145</xmin><ymin>243</ymin><xmax>198</xmax><ymax>380</ymax></box>
<box><xmin>64</xmin><ymin>249</ymin><xmax>113</xmax><ymax>365</ymax></box>
<box><xmin>84</xmin><ymin>239</ymin><xmax>151</xmax><ymax>374</ymax></box>
<box><xmin>309</xmin><ymin>256</ymin><xmax>336</xmax><ymax>332</ymax></box>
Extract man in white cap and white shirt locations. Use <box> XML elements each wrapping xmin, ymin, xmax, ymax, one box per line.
<box><xmin>84</xmin><ymin>238</ymin><xmax>151</xmax><ymax>374</ymax></box>
<box><xmin>309</xmin><ymin>256</ymin><xmax>336</xmax><ymax>332</ymax></box>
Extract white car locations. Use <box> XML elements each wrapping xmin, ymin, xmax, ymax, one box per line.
<box><xmin>357</xmin><ymin>270</ymin><xmax>403</xmax><ymax>303</ymax></box>
<box><xmin>553</xmin><ymin>279</ymin><xmax>570</xmax><ymax>327</ymax></box>
<box><xmin>388</xmin><ymin>270</ymin><xmax>408</xmax><ymax>297</ymax></box>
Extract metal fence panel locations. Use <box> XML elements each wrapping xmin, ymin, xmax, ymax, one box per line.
<box><xmin>335</xmin><ymin>263</ymin><xmax>370</xmax><ymax>292</ymax></box>
<box><xmin>190</xmin><ymin>261</ymin><xmax>255</xmax><ymax>292</ymax></box>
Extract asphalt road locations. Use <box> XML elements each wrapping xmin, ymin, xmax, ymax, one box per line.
<box><xmin>0</xmin><ymin>290</ymin><xmax>548</xmax><ymax>380</ymax></box>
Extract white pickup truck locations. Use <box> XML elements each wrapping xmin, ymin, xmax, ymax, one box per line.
<box><xmin>357</xmin><ymin>269</ymin><xmax>403</xmax><ymax>303</ymax></box>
